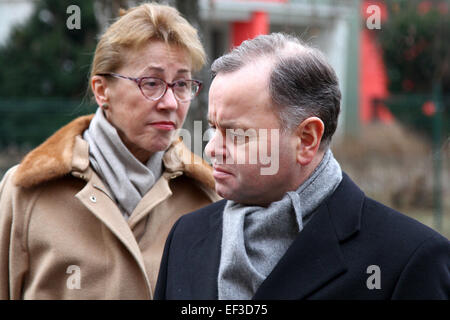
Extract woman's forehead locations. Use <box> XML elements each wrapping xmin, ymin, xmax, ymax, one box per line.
<box><xmin>121</xmin><ymin>41</ymin><xmax>192</xmax><ymax>74</ymax></box>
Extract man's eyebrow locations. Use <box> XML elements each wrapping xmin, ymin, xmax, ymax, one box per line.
<box><xmin>221</xmin><ymin>121</ymin><xmax>240</xmax><ymax>129</ymax></box>
<box><xmin>210</xmin><ymin>119</ymin><xmax>250</xmax><ymax>130</ymax></box>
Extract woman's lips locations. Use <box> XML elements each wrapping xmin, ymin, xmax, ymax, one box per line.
<box><xmin>212</xmin><ymin>166</ymin><xmax>233</xmax><ymax>179</ymax></box>
<box><xmin>149</xmin><ymin>121</ymin><xmax>176</xmax><ymax>131</ymax></box>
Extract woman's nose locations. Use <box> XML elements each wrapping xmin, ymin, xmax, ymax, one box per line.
<box><xmin>156</xmin><ymin>87</ymin><xmax>178</xmax><ymax>111</ymax></box>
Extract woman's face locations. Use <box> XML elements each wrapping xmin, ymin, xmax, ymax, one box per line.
<box><xmin>95</xmin><ymin>41</ymin><xmax>193</xmax><ymax>162</ymax></box>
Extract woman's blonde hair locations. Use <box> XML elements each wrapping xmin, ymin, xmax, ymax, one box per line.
<box><xmin>89</xmin><ymin>2</ymin><xmax>206</xmax><ymax>92</ymax></box>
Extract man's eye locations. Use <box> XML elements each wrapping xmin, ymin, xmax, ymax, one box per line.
<box><xmin>226</xmin><ymin>131</ymin><xmax>245</xmax><ymax>143</ymax></box>
<box><xmin>205</xmin><ymin>126</ymin><xmax>216</xmax><ymax>141</ymax></box>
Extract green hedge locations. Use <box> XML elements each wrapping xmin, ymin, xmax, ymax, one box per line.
<box><xmin>383</xmin><ymin>94</ymin><xmax>449</xmax><ymax>140</ymax></box>
<box><xmin>0</xmin><ymin>98</ymin><xmax>95</xmax><ymax>147</ymax></box>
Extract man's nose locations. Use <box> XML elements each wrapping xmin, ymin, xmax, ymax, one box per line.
<box><xmin>205</xmin><ymin>129</ymin><xmax>226</xmax><ymax>163</ymax></box>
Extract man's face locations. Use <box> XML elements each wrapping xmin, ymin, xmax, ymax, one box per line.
<box><xmin>205</xmin><ymin>61</ymin><xmax>302</xmax><ymax>206</ymax></box>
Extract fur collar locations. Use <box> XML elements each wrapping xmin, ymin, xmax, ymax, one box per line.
<box><xmin>14</xmin><ymin>114</ymin><xmax>216</xmax><ymax>190</ymax></box>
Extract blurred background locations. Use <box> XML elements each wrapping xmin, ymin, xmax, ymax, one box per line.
<box><xmin>0</xmin><ymin>0</ymin><xmax>448</xmax><ymax>237</ymax></box>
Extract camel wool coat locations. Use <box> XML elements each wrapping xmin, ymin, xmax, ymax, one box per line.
<box><xmin>0</xmin><ymin>114</ymin><xmax>220</xmax><ymax>300</ymax></box>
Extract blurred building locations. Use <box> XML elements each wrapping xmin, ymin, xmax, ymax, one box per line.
<box><xmin>199</xmin><ymin>0</ymin><xmax>361</xmax><ymax>140</ymax></box>
<box><xmin>0</xmin><ymin>0</ymin><xmax>363</xmax><ymax>140</ymax></box>
<box><xmin>0</xmin><ymin>0</ymin><xmax>34</xmax><ymax>45</ymax></box>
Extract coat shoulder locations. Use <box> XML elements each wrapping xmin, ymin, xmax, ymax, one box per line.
<box><xmin>13</xmin><ymin>115</ymin><xmax>93</xmax><ymax>188</ymax></box>
<box><xmin>1</xmin><ymin>165</ymin><xmax>43</xmax><ymax>201</ymax></box>
<box><xmin>361</xmin><ymin>198</ymin><xmax>450</xmax><ymax>299</ymax></box>
<box><xmin>331</xmin><ymin>173</ymin><xmax>447</xmax><ymax>246</ymax></box>
<box><xmin>173</xmin><ymin>199</ymin><xmax>226</xmax><ymax>235</ymax></box>
<box><xmin>361</xmin><ymin>196</ymin><xmax>448</xmax><ymax>245</ymax></box>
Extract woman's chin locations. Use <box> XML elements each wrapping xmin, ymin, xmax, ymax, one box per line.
<box><xmin>144</xmin><ymin>141</ymin><xmax>172</xmax><ymax>154</ymax></box>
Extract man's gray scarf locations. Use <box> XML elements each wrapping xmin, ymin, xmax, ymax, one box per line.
<box><xmin>217</xmin><ymin>149</ymin><xmax>342</xmax><ymax>299</ymax></box>
<box><xmin>83</xmin><ymin>108</ymin><xmax>164</xmax><ymax>219</ymax></box>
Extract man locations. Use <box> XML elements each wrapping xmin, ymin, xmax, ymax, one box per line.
<box><xmin>155</xmin><ymin>33</ymin><xmax>449</xmax><ymax>299</ymax></box>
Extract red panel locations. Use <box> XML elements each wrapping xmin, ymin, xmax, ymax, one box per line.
<box><xmin>231</xmin><ymin>0</ymin><xmax>287</xmax><ymax>3</ymax></box>
<box><xmin>231</xmin><ymin>11</ymin><xmax>269</xmax><ymax>48</ymax></box>
<box><xmin>360</xmin><ymin>1</ymin><xmax>394</xmax><ymax>123</ymax></box>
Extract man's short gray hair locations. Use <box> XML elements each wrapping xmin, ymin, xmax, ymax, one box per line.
<box><xmin>211</xmin><ymin>33</ymin><xmax>341</xmax><ymax>149</ymax></box>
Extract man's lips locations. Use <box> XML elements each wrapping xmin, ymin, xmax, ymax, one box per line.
<box><xmin>149</xmin><ymin>121</ymin><xmax>176</xmax><ymax>131</ymax></box>
<box><xmin>212</xmin><ymin>166</ymin><xmax>233</xmax><ymax>179</ymax></box>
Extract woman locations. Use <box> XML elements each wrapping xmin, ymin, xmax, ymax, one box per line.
<box><xmin>0</xmin><ymin>3</ymin><xmax>219</xmax><ymax>299</ymax></box>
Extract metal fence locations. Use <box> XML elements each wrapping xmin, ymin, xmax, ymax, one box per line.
<box><xmin>0</xmin><ymin>98</ymin><xmax>95</xmax><ymax>148</ymax></box>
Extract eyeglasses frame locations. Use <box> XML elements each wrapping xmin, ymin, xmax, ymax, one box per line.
<box><xmin>96</xmin><ymin>73</ymin><xmax>203</xmax><ymax>102</ymax></box>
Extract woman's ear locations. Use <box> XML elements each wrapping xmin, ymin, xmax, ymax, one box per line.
<box><xmin>295</xmin><ymin>117</ymin><xmax>325</xmax><ymax>166</ymax></box>
<box><xmin>91</xmin><ymin>75</ymin><xmax>110</xmax><ymax>107</ymax></box>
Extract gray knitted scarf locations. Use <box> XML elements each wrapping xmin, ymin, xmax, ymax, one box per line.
<box><xmin>83</xmin><ymin>108</ymin><xmax>164</xmax><ymax>219</ymax></box>
<box><xmin>218</xmin><ymin>149</ymin><xmax>342</xmax><ymax>299</ymax></box>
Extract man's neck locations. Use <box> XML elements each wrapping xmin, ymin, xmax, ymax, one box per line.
<box><xmin>243</xmin><ymin>150</ymin><xmax>327</xmax><ymax>207</ymax></box>
<box><xmin>297</xmin><ymin>150</ymin><xmax>326</xmax><ymax>187</ymax></box>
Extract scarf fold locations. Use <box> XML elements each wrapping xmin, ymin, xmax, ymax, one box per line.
<box><xmin>218</xmin><ymin>149</ymin><xmax>342</xmax><ymax>299</ymax></box>
<box><xmin>83</xmin><ymin>108</ymin><xmax>164</xmax><ymax>219</ymax></box>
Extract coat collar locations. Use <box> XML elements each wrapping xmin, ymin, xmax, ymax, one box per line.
<box><xmin>75</xmin><ymin>169</ymin><xmax>154</xmax><ymax>298</ymax></box>
<box><xmin>253</xmin><ymin>173</ymin><xmax>364</xmax><ymax>300</ymax></box>
<box><xmin>185</xmin><ymin>200</ymin><xmax>226</xmax><ymax>299</ymax></box>
<box><xmin>14</xmin><ymin>114</ymin><xmax>93</xmax><ymax>188</ymax></box>
<box><xmin>13</xmin><ymin>114</ymin><xmax>216</xmax><ymax>190</ymax></box>
<box><xmin>326</xmin><ymin>172</ymin><xmax>364</xmax><ymax>241</ymax></box>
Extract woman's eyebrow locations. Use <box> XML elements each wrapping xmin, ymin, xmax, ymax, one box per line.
<box><xmin>176</xmin><ymin>68</ymin><xmax>190</xmax><ymax>74</ymax></box>
<box><xmin>139</xmin><ymin>66</ymin><xmax>190</xmax><ymax>76</ymax></box>
<box><xmin>141</xmin><ymin>66</ymin><xmax>164</xmax><ymax>74</ymax></box>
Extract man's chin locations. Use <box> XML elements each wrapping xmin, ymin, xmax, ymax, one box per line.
<box><xmin>215</xmin><ymin>184</ymin><xmax>237</xmax><ymax>201</ymax></box>
<box><xmin>215</xmin><ymin>187</ymin><xmax>229</xmax><ymax>200</ymax></box>
<box><xmin>217</xmin><ymin>189</ymin><xmax>271</xmax><ymax>207</ymax></box>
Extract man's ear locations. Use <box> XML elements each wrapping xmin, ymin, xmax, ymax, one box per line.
<box><xmin>91</xmin><ymin>75</ymin><xmax>110</xmax><ymax>107</ymax></box>
<box><xmin>295</xmin><ymin>117</ymin><xmax>324</xmax><ymax>166</ymax></box>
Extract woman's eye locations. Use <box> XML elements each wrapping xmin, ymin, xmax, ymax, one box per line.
<box><xmin>143</xmin><ymin>81</ymin><xmax>158</xmax><ymax>87</ymax></box>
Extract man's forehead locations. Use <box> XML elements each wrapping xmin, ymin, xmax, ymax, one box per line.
<box><xmin>207</xmin><ymin>58</ymin><xmax>276</xmax><ymax>126</ymax></box>
<box><xmin>208</xmin><ymin>78</ymin><xmax>245</xmax><ymax>113</ymax></box>
<box><xmin>208</xmin><ymin>95</ymin><xmax>277</xmax><ymax>131</ymax></box>
<box><xmin>207</xmin><ymin>101</ymin><xmax>250</xmax><ymax>129</ymax></box>
<box><xmin>209</xmin><ymin>62</ymin><xmax>271</xmax><ymax>102</ymax></box>
<box><xmin>207</xmin><ymin>103</ymin><xmax>241</xmax><ymax>127</ymax></box>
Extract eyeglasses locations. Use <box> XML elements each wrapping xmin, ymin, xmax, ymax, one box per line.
<box><xmin>97</xmin><ymin>73</ymin><xmax>202</xmax><ymax>102</ymax></box>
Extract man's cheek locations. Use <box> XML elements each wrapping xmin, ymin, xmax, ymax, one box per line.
<box><xmin>227</xmin><ymin>144</ymin><xmax>246</xmax><ymax>165</ymax></box>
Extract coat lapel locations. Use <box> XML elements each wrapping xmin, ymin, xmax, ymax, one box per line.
<box><xmin>253</xmin><ymin>173</ymin><xmax>364</xmax><ymax>300</ymax></box>
<box><xmin>187</xmin><ymin>200</ymin><xmax>225</xmax><ymax>299</ymax></box>
<box><xmin>252</xmin><ymin>203</ymin><xmax>347</xmax><ymax>300</ymax></box>
<box><xmin>75</xmin><ymin>170</ymin><xmax>153</xmax><ymax>297</ymax></box>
